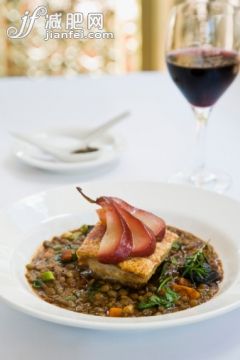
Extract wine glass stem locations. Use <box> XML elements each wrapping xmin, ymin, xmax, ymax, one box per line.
<box><xmin>191</xmin><ymin>106</ymin><xmax>212</xmax><ymax>183</ymax></box>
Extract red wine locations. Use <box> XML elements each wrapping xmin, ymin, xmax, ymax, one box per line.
<box><xmin>167</xmin><ymin>49</ymin><xmax>239</xmax><ymax>107</ymax></box>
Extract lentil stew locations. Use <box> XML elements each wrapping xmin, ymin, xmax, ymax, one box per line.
<box><xmin>25</xmin><ymin>225</ymin><xmax>223</xmax><ymax>317</ymax></box>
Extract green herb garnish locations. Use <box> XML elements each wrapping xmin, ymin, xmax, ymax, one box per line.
<box><xmin>139</xmin><ymin>259</ymin><xmax>179</xmax><ymax>310</ymax></box>
<box><xmin>138</xmin><ymin>295</ymin><xmax>164</xmax><ymax>310</ymax></box>
<box><xmin>41</xmin><ymin>271</ymin><xmax>55</xmax><ymax>281</ymax></box>
<box><xmin>32</xmin><ymin>279</ymin><xmax>44</xmax><ymax>288</ymax></box>
<box><xmin>157</xmin><ymin>261</ymin><xmax>175</xmax><ymax>291</ymax></box>
<box><xmin>158</xmin><ymin>261</ymin><xmax>170</xmax><ymax>281</ymax></box>
<box><xmin>176</xmin><ymin>242</ymin><xmax>221</xmax><ymax>285</ymax></box>
<box><xmin>139</xmin><ymin>257</ymin><xmax>180</xmax><ymax>310</ymax></box>
<box><xmin>171</xmin><ymin>257</ymin><xmax>178</xmax><ymax>266</ymax></box>
<box><xmin>182</xmin><ymin>245</ymin><xmax>209</xmax><ymax>283</ymax></box>
<box><xmin>164</xmin><ymin>287</ymin><xmax>180</xmax><ymax>304</ymax></box>
<box><xmin>172</xmin><ymin>241</ymin><xmax>182</xmax><ymax>251</ymax></box>
<box><xmin>138</xmin><ymin>289</ymin><xmax>179</xmax><ymax>310</ymax></box>
<box><xmin>158</xmin><ymin>276</ymin><xmax>172</xmax><ymax>291</ymax></box>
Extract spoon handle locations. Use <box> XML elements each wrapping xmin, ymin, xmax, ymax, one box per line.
<box><xmin>84</xmin><ymin>110</ymin><xmax>130</xmax><ymax>144</ymax></box>
<box><xmin>9</xmin><ymin>131</ymin><xmax>66</xmax><ymax>161</ymax></box>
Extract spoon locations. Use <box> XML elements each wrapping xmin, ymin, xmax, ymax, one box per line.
<box><xmin>10</xmin><ymin>111</ymin><xmax>130</xmax><ymax>163</ymax></box>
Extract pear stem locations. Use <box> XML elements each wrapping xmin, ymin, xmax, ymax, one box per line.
<box><xmin>76</xmin><ymin>187</ymin><xmax>96</xmax><ymax>203</ymax></box>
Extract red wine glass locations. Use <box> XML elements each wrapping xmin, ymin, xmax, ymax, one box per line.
<box><xmin>166</xmin><ymin>0</ymin><xmax>240</xmax><ymax>191</ymax></box>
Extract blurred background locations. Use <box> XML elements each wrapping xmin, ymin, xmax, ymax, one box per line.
<box><xmin>1</xmin><ymin>0</ymin><xmax>239</xmax><ymax>77</ymax></box>
<box><xmin>0</xmin><ymin>0</ymin><xmax>180</xmax><ymax>77</ymax></box>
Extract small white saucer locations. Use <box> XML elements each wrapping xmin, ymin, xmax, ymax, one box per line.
<box><xmin>12</xmin><ymin>128</ymin><xmax>123</xmax><ymax>173</ymax></box>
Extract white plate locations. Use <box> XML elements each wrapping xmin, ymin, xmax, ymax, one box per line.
<box><xmin>0</xmin><ymin>182</ymin><xmax>240</xmax><ymax>331</ymax></box>
<box><xmin>12</xmin><ymin>128</ymin><xmax>123</xmax><ymax>173</ymax></box>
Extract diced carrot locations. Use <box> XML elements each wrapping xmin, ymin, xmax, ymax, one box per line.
<box><xmin>108</xmin><ymin>307</ymin><xmax>123</xmax><ymax>317</ymax></box>
<box><xmin>178</xmin><ymin>277</ymin><xmax>192</xmax><ymax>287</ymax></box>
<box><xmin>61</xmin><ymin>249</ymin><xmax>73</xmax><ymax>262</ymax></box>
<box><xmin>172</xmin><ymin>284</ymin><xmax>200</xmax><ymax>300</ymax></box>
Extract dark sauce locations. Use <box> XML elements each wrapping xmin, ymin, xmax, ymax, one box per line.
<box><xmin>72</xmin><ymin>146</ymin><xmax>98</xmax><ymax>154</ymax></box>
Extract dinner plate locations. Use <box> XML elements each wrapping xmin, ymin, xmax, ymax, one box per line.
<box><xmin>0</xmin><ymin>182</ymin><xmax>240</xmax><ymax>331</ymax></box>
<box><xmin>12</xmin><ymin>128</ymin><xmax>123</xmax><ymax>173</ymax></box>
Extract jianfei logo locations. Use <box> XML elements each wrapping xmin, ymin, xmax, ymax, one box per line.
<box><xmin>7</xmin><ymin>5</ymin><xmax>114</xmax><ymax>41</ymax></box>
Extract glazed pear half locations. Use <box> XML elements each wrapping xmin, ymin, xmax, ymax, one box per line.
<box><xmin>77</xmin><ymin>188</ymin><xmax>166</xmax><ymax>264</ymax></box>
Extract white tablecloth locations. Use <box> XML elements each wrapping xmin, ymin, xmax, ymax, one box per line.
<box><xmin>0</xmin><ymin>72</ymin><xmax>240</xmax><ymax>359</ymax></box>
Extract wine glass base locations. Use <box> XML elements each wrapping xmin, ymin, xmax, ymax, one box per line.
<box><xmin>169</xmin><ymin>168</ymin><xmax>232</xmax><ymax>193</ymax></box>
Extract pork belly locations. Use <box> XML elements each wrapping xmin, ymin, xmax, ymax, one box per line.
<box><xmin>77</xmin><ymin>223</ymin><xmax>178</xmax><ymax>287</ymax></box>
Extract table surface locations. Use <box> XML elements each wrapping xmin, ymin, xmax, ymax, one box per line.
<box><xmin>0</xmin><ymin>72</ymin><xmax>240</xmax><ymax>359</ymax></box>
